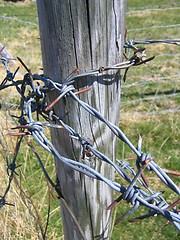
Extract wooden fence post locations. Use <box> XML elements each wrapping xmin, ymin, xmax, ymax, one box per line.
<box><xmin>37</xmin><ymin>1</ymin><xmax>126</xmax><ymax>239</ymax></box>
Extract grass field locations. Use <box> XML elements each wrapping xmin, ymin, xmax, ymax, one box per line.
<box><xmin>0</xmin><ymin>0</ymin><xmax>179</xmax><ymax>239</ymax></box>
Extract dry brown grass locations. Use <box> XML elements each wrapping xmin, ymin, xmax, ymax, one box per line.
<box><xmin>0</xmin><ymin>109</ymin><xmax>62</xmax><ymax>239</ymax></box>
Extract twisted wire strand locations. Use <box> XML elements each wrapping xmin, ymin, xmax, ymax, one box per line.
<box><xmin>124</xmin><ymin>39</ymin><xmax>180</xmax><ymax>48</ymax></box>
<box><xmin>23</xmin><ymin>85</ymin><xmax>180</xmax><ymax>228</ymax></box>
<box><xmin>25</xmin><ymin>120</ymin><xmax>180</xmax><ymax>228</ymax></box>
<box><xmin>0</xmin><ymin>51</ymin><xmax>179</xmax><ymax>230</ymax></box>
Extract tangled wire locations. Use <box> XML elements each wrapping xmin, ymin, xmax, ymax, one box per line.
<box><xmin>0</xmin><ymin>40</ymin><xmax>180</xmax><ymax>234</ymax></box>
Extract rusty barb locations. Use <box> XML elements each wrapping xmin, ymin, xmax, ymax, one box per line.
<box><xmin>123</xmin><ymin>47</ymin><xmax>155</xmax><ymax>82</ymax></box>
<box><xmin>74</xmin><ymin>48</ymin><xmax>154</xmax><ymax>81</ymax></box>
<box><xmin>122</xmin><ymin>38</ymin><xmax>180</xmax><ymax>81</ymax></box>
<box><xmin>0</xmin><ymin>40</ymin><xmax>180</xmax><ymax>232</ymax></box>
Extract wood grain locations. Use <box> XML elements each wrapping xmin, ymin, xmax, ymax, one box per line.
<box><xmin>37</xmin><ymin>1</ymin><xmax>126</xmax><ymax>239</ymax></box>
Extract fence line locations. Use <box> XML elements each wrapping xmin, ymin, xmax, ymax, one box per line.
<box><xmin>122</xmin><ymin>38</ymin><xmax>179</xmax><ymax>114</ymax></box>
<box><xmin>122</xmin><ymin>75</ymin><xmax>180</xmax><ymax>88</ymax></box>
<box><xmin>0</xmin><ymin>45</ymin><xmax>180</xmax><ymax>231</ymax></box>
<box><xmin>122</xmin><ymin>81</ymin><xmax>180</xmax><ymax>90</ymax></box>
<box><xmin>121</xmin><ymin>93</ymin><xmax>180</xmax><ymax>106</ymax></box>
<box><xmin>0</xmin><ymin>14</ymin><xmax>179</xmax><ymax>116</ymax></box>
<box><xmin>127</xmin><ymin>6</ymin><xmax>180</xmax><ymax>15</ymax></box>
<box><xmin>121</xmin><ymin>107</ymin><xmax>180</xmax><ymax>117</ymax></box>
<box><xmin>0</xmin><ymin>9</ymin><xmax>179</xmax><ymax>235</ymax></box>
<box><xmin>156</xmin><ymin>53</ymin><xmax>180</xmax><ymax>57</ymax></box>
<box><xmin>127</xmin><ymin>3</ymin><xmax>180</xmax><ymax>11</ymax></box>
<box><xmin>0</xmin><ymin>16</ymin><xmax>38</xmax><ymax>26</ymax></box>
<box><xmin>128</xmin><ymin>23</ymin><xmax>180</xmax><ymax>32</ymax></box>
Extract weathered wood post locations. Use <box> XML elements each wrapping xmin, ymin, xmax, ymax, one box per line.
<box><xmin>37</xmin><ymin>1</ymin><xmax>126</xmax><ymax>239</ymax></box>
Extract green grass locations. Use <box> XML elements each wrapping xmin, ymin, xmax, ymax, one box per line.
<box><xmin>113</xmin><ymin>113</ymin><xmax>179</xmax><ymax>240</ymax></box>
<box><xmin>111</xmin><ymin>1</ymin><xmax>180</xmax><ymax>239</ymax></box>
<box><xmin>127</xmin><ymin>0</ymin><xmax>180</xmax><ymax>9</ymax></box>
<box><xmin>0</xmin><ymin>0</ymin><xmax>37</xmax><ymax>22</ymax></box>
<box><xmin>0</xmin><ymin>0</ymin><xmax>179</xmax><ymax>239</ymax></box>
<box><xmin>0</xmin><ymin>0</ymin><xmax>41</xmax><ymax>76</ymax></box>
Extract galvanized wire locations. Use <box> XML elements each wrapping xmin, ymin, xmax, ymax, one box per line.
<box><xmin>125</xmin><ymin>39</ymin><xmax>180</xmax><ymax>47</ymax></box>
<box><xmin>127</xmin><ymin>7</ymin><xmax>180</xmax><ymax>15</ymax></box>
<box><xmin>128</xmin><ymin>24</ymin><xmax>180</xmax><ymax>32</ymax></box>
<box><xmin>0</xmin><ymin>16</ymin><xmax>38</xmax><ymax>26</ymax></box>
<box><xmin>0</xmin><ymin>54</ymin><xmax>179</xmax><ymax>231</ymax></box>
<box><xmin>121</xmin><ymin>107</ymin><xmax>180</xmax><ymax>117</ymax></box>
<box><xmin>121</xmin><ymin>93</ymin><xmax>179</xmax><ymax>106</ymax></box>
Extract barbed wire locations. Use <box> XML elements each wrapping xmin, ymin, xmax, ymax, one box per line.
<box><xmin>128</xmin><ymin>24</ymin><xmax>180</xmax><ymax>32</ymax></box>
<box><xmin>121</xmin><ymin>93</ymin><xmax>179</xmax><ymax>106</ymax></box>
<box><xmin>124</xmin><ymin>39</ymin><xmax>180</xmax><ymax>51</ymax></box>
<box><xmin>0</xmin><ymin>16</ymin><xmax>38</xmax><ymax>26</ymax></box>
<box><xmin>0</xmin><ymin>42</ymin><xmax>179</xmax><ymax>232</ymax></box>
<box><xmin>127</xmin><ymin>6</ymin><xmax>180</xmax><ymax>15</ymax></box>
<box><xmin>122</xmin><ymin>38</ymin><xmax>180</xmax><ymax>111</ymax></box>
<box><xmin>122</xmin><ymin>75</ymin><xmax>180</xmax><ymax>89</ymax></box>
<box><xmin>127</xmin><ymin>3</ymin><xmax>180</xmax><ymax>12</ymax></box>
<box><xmin>0</xmin><ymin>136</ymin><xmax>22</xmax><ymax>209</ymax></box>
<box><xmin>121</xmin><ymin>107</ymin><xmax>180</xmax><ymax>117</ymax></box>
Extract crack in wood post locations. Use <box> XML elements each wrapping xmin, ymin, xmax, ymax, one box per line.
<box><xmin>37</xmin><ymin>1</ymin><xmax>126</xmax><ymax>239</ymax></box>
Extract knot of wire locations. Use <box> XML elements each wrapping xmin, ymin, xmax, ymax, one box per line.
<box><xmin>0</xmin><ymin>42</ymin><xmax>179</xmax><ymax>231</ymax></box>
